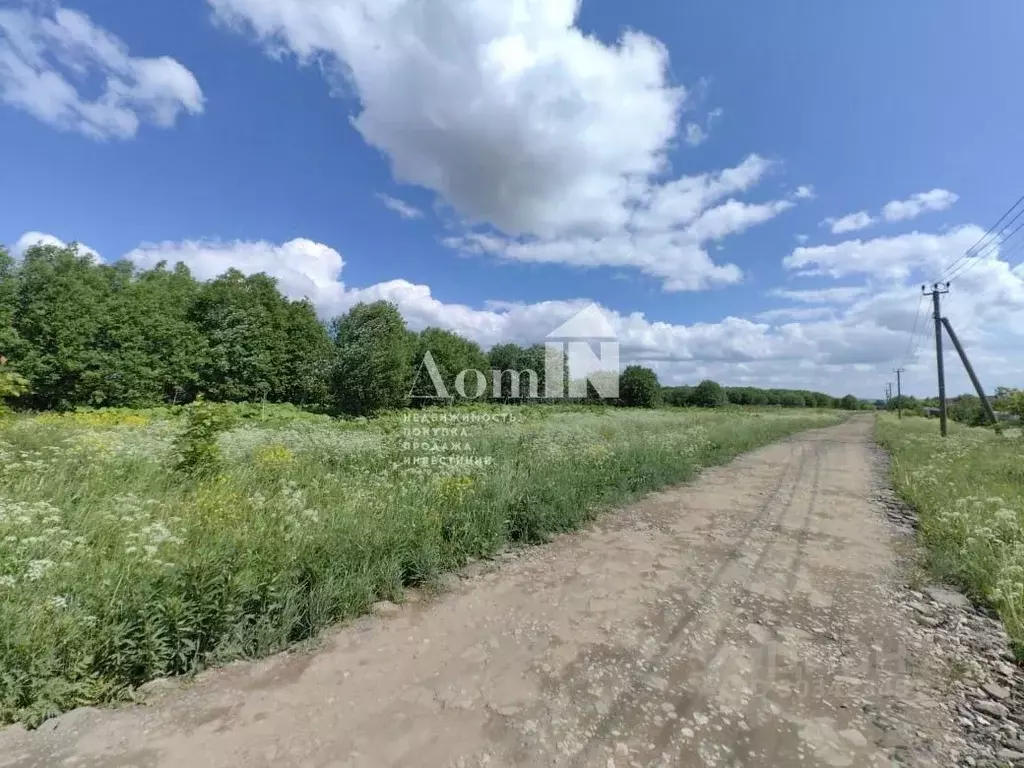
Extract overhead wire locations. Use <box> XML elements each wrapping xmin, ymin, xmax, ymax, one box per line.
<box><xmin>889</xmin><ymin>192</ymin><xmax>1023</xmax><ymax>392</ymax></box>
<box><xmin>934</xmin><ymin>193</ymin><xmax>1024</xmax><ymax>284</ymax></box>
<box><xmin>898</xmin><ymin>293</ymin><xmax>925</xmax><ymax>369</ymax></box>
<box><xmin>945</xmin><ymin>212</ymin><xmax>1024</xmax><ymax>283</ymax></box>
<box><xmin>898</xmin><ymin>191</ymin><xmax>1024</xmax><ymax>394</ymax></box>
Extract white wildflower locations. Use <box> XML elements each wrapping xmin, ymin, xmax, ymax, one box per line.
<box><xmin>26</xmin><ymin>559</ymin><xmax>55</xmax><ymax>581</ymax></box>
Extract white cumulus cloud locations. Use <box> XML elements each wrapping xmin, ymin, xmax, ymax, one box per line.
<box><xmin>442</xmin><ymin>154</ymin><xmax>793</xmax><ymax>291</ymax></box>
<box><xmin>0</xmin><ymin>5</ymin><xmax>204</xmax><ymax>139</ymax></box>
<box><xmin>206</xmin><ymin>0</ymin><xmax>798</xmax><ymax>290</ymax></box>
<box><xmin>13</xmin><ymin>231</ymin><xmax>100</xmax><ymax>261</ymax></box>
<box><xmin>820</xmin><ymin>189</ymin><xmax>959</xmax><ymax>238</ymax></box>
<box><xmin>208</xmin><ymin>0</ymin><xmax>681</xmax><ymax>238</ymax></box>
<box><xmin>882</xmin><ymin>189</ymin><xmax>959</xmax><ymax>222</ymax></box>
<box><xmin>126</xmin><ymin>238</ymin><xmax>347</xmax><ymax>309</ymax></box>
<box><xmin>784</xmin><ymin>226</ymin><xmax>985</xmax><ymax>280</ymax></box>
<box><xmin>822</xmin><ymin>211</ymin><xmax>876</xmax><ymax>235</ymax></box>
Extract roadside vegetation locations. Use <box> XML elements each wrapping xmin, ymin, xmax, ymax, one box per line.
<box><xmin>0</xmin><ymin>242</ymin><xmax>867</xmax><ymax>415</ymax></box>
<box><xmin>0</xmin><ymin>240</ymin><xmax>855</xmax><ymax>726</ymax></box>
<box><xmin>0</xmin><ymin>404</ymin><xmax>843</xmax><ymax>725</ymax></box>
<box><xmin>879</xmin><ymin>388</ymin><xmax>1024</xmax><ymax>427</ymax></box>
<box><xmin>877</xmin><ymin>413</ymin><xmax>1024</xmax><ymax>652</ymax></box>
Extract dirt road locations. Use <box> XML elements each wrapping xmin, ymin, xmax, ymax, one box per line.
<box><xmin>0</xmin><ymin>417</ymin><xmax>961</xmax><ymax>766</ymax></box>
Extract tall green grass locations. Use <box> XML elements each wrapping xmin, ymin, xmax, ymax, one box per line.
<box><xmin>877</xmin><ymin>415</ymin><xmax>1024</xmax><ymax>651</ymax></box>
<box><xmin>0</xmin><ymin>405</ymin><xmax>841</xmax><ymax>725</ymax></box>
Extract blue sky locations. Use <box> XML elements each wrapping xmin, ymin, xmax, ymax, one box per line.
<box><xmin>2</xmin><ymin>0</ymin><xmax>1023</xmax><ymax>397</ymax></box>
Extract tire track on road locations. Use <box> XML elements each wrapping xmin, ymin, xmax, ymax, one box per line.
<box><xmin>646</xmin><ymin>438</ymin><xmax>826</xmax><ymax>762</ymax></box>
<box><xmin>566</xmin><ymin>440</ymin><xmax>816</xmax><ymax>766</ymax></box>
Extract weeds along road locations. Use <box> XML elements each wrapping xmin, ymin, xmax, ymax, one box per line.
<box><xmin>1</xmin><ymin>416</ymin><xmax>958</xmax><ymax>767</ymax></box>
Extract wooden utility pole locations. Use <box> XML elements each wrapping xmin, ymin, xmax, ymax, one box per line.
<box><xmin>893</xmin><ymin>368</ymin><xmax>904</xmax><ymax>419</ymax></box>
<box><xmin>940</xmin><ymin>317</ymin><xmax>998</xmax><ymax>426</ymax></box>
<box><xmin>926</xmin><ymin>282</ymin><xmax>950</xmax><ymax>437</ymax></box>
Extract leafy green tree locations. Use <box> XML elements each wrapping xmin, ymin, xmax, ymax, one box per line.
<box><xmin>662</xmin><ymin>386</ymin><xmax>694</xmax><ymax>407</ymax></box>
<box><xmin>0</xmin><ymin>357</ymin><xmax>28</xmax><ymax>413</ymax></box>
<box><xmin>839</xmin><ymin>394</ymin><xmax>859</xmax><ymax>410</ymax></box>
<box><xmin>531</xmin><ymin>343</ymin><xmax>567</xmax><ymax>401</ymax></box>
<box><xmin>0</xmin><ymin>247</ymin><xmax>21</xmax><ymax>363</ymax></box>
<box><xmin>280</xmin><ymin>299</ymin><xmax>333</xmax><ymax>407</ymax></box>
<box><xmin>1004</xmin><ymin>390</ymin><xmax>1024</xmax><ymax>421</ymax></box>
<box><xmin>619</xmin><ymin>365</ymin><xmax>660</xmax><ymax>408</ymax></box>
<box><xmin>948</xmin><ymin>394</ymin><xmax>986</xmax><ymax>426</ymax></box>
<box><xmin>191</xmin><ymin>270</ymin><xmax>291</xmax><ymax>402</ymax></box>
<box><xmin>486</xmin><ymin>342</ymin><xmax>564</xmax><ymax>401</ymax></box>
<box><xmin>411</xmin><ymin>327</ymin><xmax>490</xmax><ymax>401</ymax></box>
<box><xmin>994</xmin><ymin>386</ymin><xmax>1017</xmax><ymax>410</ymax></box>
<box><xmin>692</xmin><ymin>379</ymin><xmax>727</xmax><ymax>408</ymax></box>
<box><xmin>725</xmin><ymin>386</ymin><xmax>835</xmax><ymax>407</ymax></box>
<box><xmin>331</xmin><ymin>301</ymin><xmax>413</xmax><ymax>415</ymax></box>
<box><xmin>487</xmin><ymin>343</ymin><xmax>528</xmax><ymax>400</ymax></box>
<box><xmin>887</xmin><ymin>395</ymin><xmax>919</xmax><ymax>412</ymax></box>
<box><xmin>89</xmin><ymin>261</ymin><xmax>207</xmax><ymax>406</ymax></box>
<box><xmin>777</xmin><ymin>391</ymin><xmax>805</xmax><ymax>408</ymax></box>
<box><xmin>13</xmin><ymin>243</ymin><xmax>114</xmax><ymax>409</ymax></box>
<box><xmin>725</xmin><ymin>387</ymin><xmax>749</xmax><ymax>405</ymax></box>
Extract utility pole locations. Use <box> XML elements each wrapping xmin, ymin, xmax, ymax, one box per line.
<box><xmin>926</xmin><ymin>282</ymin><xmax>950</xmax><ymax>437</ymax></box>
<box><xmin>893</xmin><ymin>368</ymin><xmax>904</xmax><ymax>419</ymax></box>
<box><xmin>940</xmin><ymin>317</ymin><xmax>998</xmax><ymax>427</ymax></box>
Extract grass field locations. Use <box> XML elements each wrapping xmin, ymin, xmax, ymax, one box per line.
<box><xmin>0</xmin><ymin>404</ymin><xmax>843</xmax><ymax>726</ymax></box>
<box><xmin>877</xmin><ymin>415</ymin><xmax>1024</xmax><ymax>652</ymax></box>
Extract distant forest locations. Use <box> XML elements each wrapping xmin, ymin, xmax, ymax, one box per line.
<box><xmin>1</xmin><ymin>242</ymin><xmax>863</xmax><ymax>414</ymax></box>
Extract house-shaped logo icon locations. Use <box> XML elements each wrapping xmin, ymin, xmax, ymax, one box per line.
<box><xmin>545</xmin><ymin>304</ymin><xmax>618</xmax><ymax>341</ymax></box>
<box><xmin>544</xmin><ymin>304</ymin><xmax>619</xmax><ymax>399</ymax></box>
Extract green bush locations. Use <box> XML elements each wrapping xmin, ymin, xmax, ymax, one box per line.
<box><xmin>692</xmin><ymin>379</ymin><xmax>727</xmax><ymax>408</ymax></box>
<box><xmin>839</xmin><ymin>394</ymin><xmax>859</xmax><ymax>410</ymax></box>
<box><xmin>0</xmin><ymin>360</ymin><xmax>27</xmax><ymax>415</ymax></box>
<box><xmin>618</xmin><ymin>365</ymin><xmax>660</xmax><ymax>408</ymax></box>
<box><xmin>172</xmin><ymin>400</ymin><xmax>237</xmax><ymax>476</ymax></box>
<box><xmin>947</xmin><ymin>395</ymin><xmax>986</xmax><ymax>426</ymax></box>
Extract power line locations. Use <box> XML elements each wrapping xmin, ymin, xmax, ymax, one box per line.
<box><xmin>994</xmin><ymin>223</ymin><xmax>1024</xmax><ymax>265</ymax></box>
<box><xmin>908</xmin><ymin>298</ymin><xmax>935</xmax><ymax>365</ymax></box>
<box><xmin>935</xmin><ymin>193</ymin><xmax>1024</xmax><ymax>284</ymax></box>
<box><xmin>898</xmin><ymin>292</ymin><xmax>925</xmax><ymax>369</ymax></box>
<box><xmin>936</xmin><ymin>193</ymin><xmax>1024</xmax><ymax>282</ymax></box>
<box><xmin>945</xmin><ymin>212</ymin><xmax>1024</xmax><ymax>283</ymax></box>
<box><xmin>892</xmin><ymin>192</ymin><xmax>1023</xmax><ymax>394</ymax></box>
<box><xmin>946</xmin><ymin>204</ymin><xmax>1024</xmax><ymax>280</ymax></box>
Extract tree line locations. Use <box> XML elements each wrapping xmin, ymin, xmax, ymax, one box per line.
<box><xmin>0</xmin><ymin>243</ymin><xmax>570</xmax><ymax>413</ymax></box>
<box><xmin>0</xmin><ymin>242</ymin><xmax>860</xmax><ymax>414</ymax></box>
<box><xmin>662</xmin><ymin>381</ymin><xmax>865</xmax><ymax>410</ymax></box>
